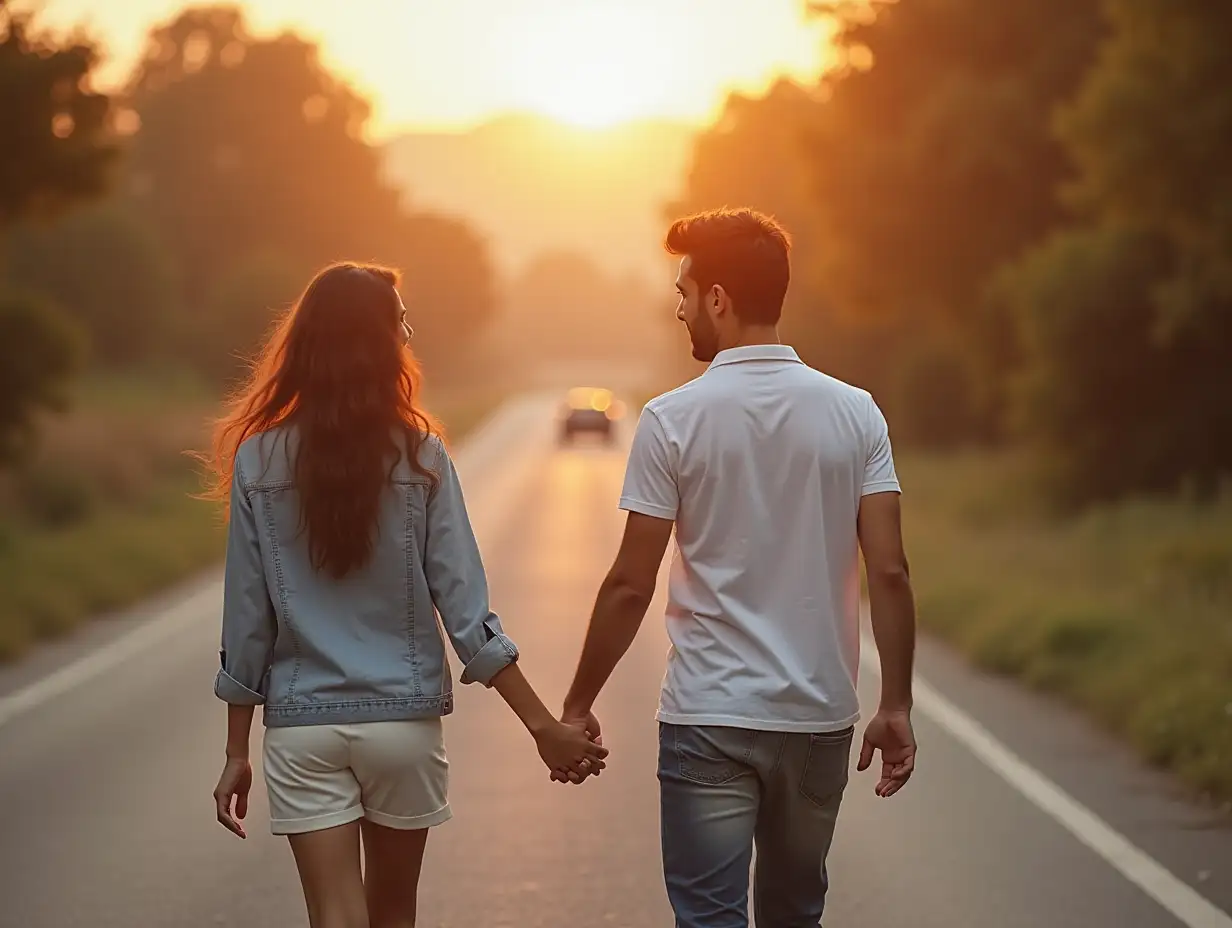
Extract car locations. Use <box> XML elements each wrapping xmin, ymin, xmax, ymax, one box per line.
<box><xmin>559</xmin><ymin>387</ymin><xmax>624</xmax><ymax>444</ymax></box>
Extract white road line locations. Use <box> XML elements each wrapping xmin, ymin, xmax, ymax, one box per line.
<box><xmin>0</xmin><ymin>584</ymin><xmax>218</xmax><ymax>728</ymax></box>
<box><xmin>859</xmin><ymin>636</ymin><xmax>1232</xmax><ymax>928</ymax></box>
<box><xmin>0</xmin><ymin>398</ymin><xmax>549</xmax><ymax>731</ymax></box>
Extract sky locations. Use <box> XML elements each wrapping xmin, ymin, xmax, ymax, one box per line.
<box><xmin>21</xmin><ymin>0</ymin><xmax>835</xmax><ymax>137</ymax></box>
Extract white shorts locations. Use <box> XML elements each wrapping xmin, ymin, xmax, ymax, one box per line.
<box><xmin>262</xmin><ymin>718</ymin><xmax>452</xmax><ymax>836</ymax></box>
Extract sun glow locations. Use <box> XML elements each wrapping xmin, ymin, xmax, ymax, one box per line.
<box><xmin>508</xmin><ymin>5</ymin><xmax>680</xmax><ymax>128</ymax></box>
<box><xmin>28</xmin><ymin>0</ymin><xmax>835</xmax><ymax>135</ymax></box>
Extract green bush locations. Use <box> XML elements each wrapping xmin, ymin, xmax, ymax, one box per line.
<box><xmin>997</xmin><ymin>223</ymin><xmax>1232</xmax><ymax>504</ymax></box>
<box><xmin>5</xmin><ymin>202</ymin><xmax>181</xmax><ymax>365</ymax></box>
<box><xmin>0</xmin><ymin>291</ymin><xmax>84</xmax><ymax>465</ymax></box>
<box><xmin>901</xmin><ymin>451</ymin><xmax>1232</xmax><ymax>802</ymax></box>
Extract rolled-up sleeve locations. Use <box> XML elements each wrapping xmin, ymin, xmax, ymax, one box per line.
<box><xmin>214</xmin><ymin>459</ymin><xmax>277</xmax><ymax>706</ymax></box>
<box><xmin>423</xmin><ymin>441</ymin><xmax>519</xmax><ymax>686</ymax></box>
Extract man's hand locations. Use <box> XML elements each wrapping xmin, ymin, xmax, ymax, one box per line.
<box><xmin>857</xmin><ymin>709</ymin><xmax>916</xmax><ymax>798</ymax></box>
<box><xmin>550</xmin><ymin>708</ymin><xmax>604</xmax><ymax>784</ymax></box>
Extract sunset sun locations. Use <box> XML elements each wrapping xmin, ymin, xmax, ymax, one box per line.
<box><xmin>509</xmin><ymin>6</ymin><xmax>677</xmax><ymax>128</ymax></box>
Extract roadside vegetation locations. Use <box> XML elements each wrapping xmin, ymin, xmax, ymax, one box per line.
<box><xmin>901</xmin><ymin>452</ymin><xmax>1232</xmax><ymax>804</ymax></box>
<box><xmin>0</xmin><ymin>370</ymin><xmax>494</xmax><ymax>661</ymax></box>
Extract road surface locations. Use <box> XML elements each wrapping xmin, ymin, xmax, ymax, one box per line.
<box><xmin>1</xmin><ymin>393</ymin><xmax>1230</xmax><ymax>927</ymax></box>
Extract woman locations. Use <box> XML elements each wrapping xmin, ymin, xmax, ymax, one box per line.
<box><xmin>205</xmin><ymin>263</ymin><xmax>605</xmax><ymax>928</ymax></box>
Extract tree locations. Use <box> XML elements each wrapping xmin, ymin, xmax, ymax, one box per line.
<box><xmin>669</xmin><ymin>0</ymin><xmax>1105</xmax><ymax>444</ymax></box>
<box><xmin>1005</xmin><ymin>0</ymin><xmax>1232</xmax><ymax>500</ymax></box>
<box><xmin>1056</xmin><ymin>0</ymin><xmax>1232</xmax><ymax>337</ymax></box>
<box><xmin>0</xmin><ymin>2</ymin><xmax>116</xmax><ymax>226</ymax></box>
<box><xmin>0</xmin><ymin>292</ymin><xmax>83</xmax><ymax>464</ymax></box>
<box><xmin>125</xmin><ymin>6</ymin><xmax>402</xmax><ymax>295</ymax></box>
<box><xmin>6</xmin><ymin>202</ymin><xmax>179</xmax><ymax>364</ymax></box>
<box><xmin>0</xmin><ymin>2</ymin><xmax>112</xmax><ymax>461</ymax></box>
<box><xmin>122</xmin><ymin>5</ymin><xmax>497</xmax><ymax>370</ymax></box>
<box><xmin>804</xmin><ymin>0</ymin><xmax>1105</xmax><ymax>439</ymax></box>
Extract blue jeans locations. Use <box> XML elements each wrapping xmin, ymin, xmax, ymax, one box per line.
<box><xmin>658</xmin><ymin>723</ymin><xmax>853</xmax><ymax>928</ymax></box>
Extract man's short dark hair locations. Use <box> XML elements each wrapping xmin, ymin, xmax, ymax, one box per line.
<box><xmin>665</xmin><ymin>208</ymin><xmax>791</xmax><ymax>325</ymax></box>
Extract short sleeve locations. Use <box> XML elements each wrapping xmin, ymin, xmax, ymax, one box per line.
<box><xmin>862</xmin><ymin>394</ymin><xmax>901</xmax><ymax>496</ymax></box>
<box><xmin>618</xmin><ymin>406</ymin><xmax>679</xmax><ymax>520</ymax></box>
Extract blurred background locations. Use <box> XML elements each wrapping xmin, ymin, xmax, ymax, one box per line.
<box><xmin>0</xmin><ymin>0</ymin><xmax>1230</xmax><ymax>922</ymax></box>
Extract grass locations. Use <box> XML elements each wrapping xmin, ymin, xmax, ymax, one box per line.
<box><xmin>0</xmin><ymin>475</ymin><xmax>224</xmax><ymax>658</ymax></box>
<box><xmin>900</xmin><ymin>451</ymin><xmax>1232</xmax><ymax>804</ymax></box>
<box><xmin>0</xmin><ymin>373</ymin><xmax>501</xmax><ymax>661</ymax></box>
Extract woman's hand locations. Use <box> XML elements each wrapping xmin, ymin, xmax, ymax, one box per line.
<box><xmin>213</xmin><ymin>756</ymin><xmax>253</xmax><ymax>839</ymax></box>
<box><xmin>534</xmin><ymin>719</ymin><xmax>609</xmax><ymax>784</ymax></box>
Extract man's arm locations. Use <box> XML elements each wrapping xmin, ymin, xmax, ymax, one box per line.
<box><xmin>858</xmin><ymin>492</ymin><xmax>916</xmax><ymax>710</ymax></box>
<box><xmin>856</xmin><ymin>490</ymin><xmax>918</xmax><ymax>797</ymax></box>
<box><xmin>562</xmin><ymin>512</ymin><xmax>674</xmax><ymax>720</ymax></box>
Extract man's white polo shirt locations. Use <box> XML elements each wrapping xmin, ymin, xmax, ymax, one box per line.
<box><xmin>619</xmin><ymin>344</ymin><xmax>900</xmax><ymax>732</ymax></box>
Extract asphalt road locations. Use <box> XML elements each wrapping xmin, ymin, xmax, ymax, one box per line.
<box><xmin>1</xmin><ymin>393</ymin><xmax>1230</xmax><ymax>927</ymax></box>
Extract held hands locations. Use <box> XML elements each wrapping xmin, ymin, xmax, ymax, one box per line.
<box><xmin>535</xmin><ymin>709</ymin><xmax>607</xmax><ymax>785</ymax></box>
<box><xmin>857</xmin><ymin>708</ymin><xmax>917</xmax><ymax>797</ymax></box>
<box><xmin>213</xmin><ymin>756</ymin><xmax>253</xmax><ymax>838</ymax></box>
<box><xmin>547</xmin><ymin>708</ymin><xmax>604</xmax><ymax>785</ymax></box>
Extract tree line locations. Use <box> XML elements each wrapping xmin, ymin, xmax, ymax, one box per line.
<box><xmin>671</xmin><ymin>0</ymin><xmax>1231</xmax><ymax>503</ymax></box>
<box><xmin>0</xmin><ymin>3</ymin><xmax>495</xmax><ymax>464</ymax></box>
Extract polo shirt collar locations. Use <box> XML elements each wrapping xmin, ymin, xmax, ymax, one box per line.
<box><xmin>707</xmin><ymin>344</ymin><xmax>802</xmax><ymax>371</ymax></box>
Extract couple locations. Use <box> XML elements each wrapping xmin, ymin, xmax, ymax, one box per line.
<box><xmin>209</xmin><ymin>208</ymin><xmax>918</xmax><ymax>928</ymax></box>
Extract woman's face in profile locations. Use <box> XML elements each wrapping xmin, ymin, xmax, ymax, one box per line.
<box><xmin>397</xmin><ymin>291</ymin><xmax>413</xmax><ymax>345</ymax></box>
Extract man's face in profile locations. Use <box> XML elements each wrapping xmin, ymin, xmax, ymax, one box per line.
<box><xmin>676</xmin><ymin>256</ymin><xmax>719</xmax><ymax>362</ymax></box>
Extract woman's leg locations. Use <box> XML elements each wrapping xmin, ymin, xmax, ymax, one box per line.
<box><xmin>288</xmin><ymin>822</ymin><xmax>369</xmax><ymax>928</ymax></box>
<box><xmin>349</xmin><ymin>719</ymin><xmax>448</xmax><ymax>927</ymax></box>
<box><xmin>361</xmin><ymin>820</ymin><xmax>429</xmax><ymax>928</ymax></box>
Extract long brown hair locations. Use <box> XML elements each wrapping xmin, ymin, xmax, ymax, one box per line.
<box><xmin>203</xmin><ymin>262</ymin><xmax>439</xmax><ymax>578</ymax></box>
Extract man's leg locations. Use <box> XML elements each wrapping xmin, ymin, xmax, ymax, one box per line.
<box><xmin>752</xmin><ymin>728</ymin><xmax>853</xmax><ymax>927</ymax></box>
<box><xmin>658</xmin><ymin>723</ymin><xmax>760</xmax><ymax>928</ymax></box>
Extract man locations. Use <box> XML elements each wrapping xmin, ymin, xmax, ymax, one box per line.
<box><xmin>559</xmin><ymin>208</ymin><xmax>918</xmax><ymax>927</ymax></box>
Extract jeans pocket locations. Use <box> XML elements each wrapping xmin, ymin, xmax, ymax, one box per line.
<box><xmin>674</xmin><ymin>725</ymin><xmax>756</xmax><ymax>786</ymax></box>
<box><xmin>799</xmin><ymin>727</ymin><xmax>853</xmax><ymax>807</ymax></box>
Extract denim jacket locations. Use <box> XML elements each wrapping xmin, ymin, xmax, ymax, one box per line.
<box><xmin>213</xmin><ymin>427</ymin><xmax>519</xmax><ymax>728</ymax></box>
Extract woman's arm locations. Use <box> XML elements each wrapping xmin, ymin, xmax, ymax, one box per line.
<box><xmin>215</xmin><ymin>458</ymin><xmax>277</xmax><ymax>707</ymax></box>
<box><xmin>422</xmin><ymin>439</ymin><xmax>606</xmax><ymax>779</ymax></box>
<box><xmin>421</xmin><ymin>440</ymin><xmax>519</xmax><ymax>685</ymax></box>
<box><xmin>213</xmin><ymin>459</ymin><xmax>273</xmax><ymax>838</ymax></box>
<box><xmin>225</xmin><ymin>704</ymin><xmax>256</xmax><ymax>759</ymax></box>
<box><xmin>214</xmin><ymin>705</ymin><xmax>255</xmax><ymax>839</ymax></box>
<box><xmin>489</xmin><ymin>662</ymin><xmax>609</xmax><ymax>780</ymax></box>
